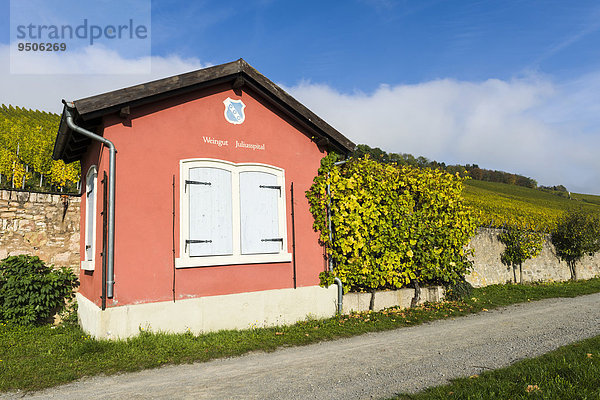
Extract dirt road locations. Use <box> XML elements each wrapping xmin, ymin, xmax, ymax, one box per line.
<box><xmin>4</xmin><ymin>293</ymin><xmax>600</xmax><ymax>400</ymax></box>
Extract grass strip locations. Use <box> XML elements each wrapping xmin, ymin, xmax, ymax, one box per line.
<box><xmin>2</xmin><ymin>278</ymin><xmax>600</xmax><ymax>393</ymax></box>
<box><xmin>393</xmin><ymin>335</ymin><xmax>600</xmax><ymax>399</ymax></box>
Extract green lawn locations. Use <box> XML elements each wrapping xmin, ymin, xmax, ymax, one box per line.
<box><xmin>2</xmin><ymin>278</ymin><xmax>600</xmax><ymax>393</ymax></box>
<box><xmin>394</xmin><ymin>335</ymin><xmax>600</xmax><ymax>400</ymax></box>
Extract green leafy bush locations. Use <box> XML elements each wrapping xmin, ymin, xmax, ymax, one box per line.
<box><xmin>444</xmin><ymin>278</ymin><xmax>474</xmax><ymax>301</ymax></box>
<box><xmin>307</xmin><ymin>154</ymin><xmax>479</xmax><ymax>293</ymax></box>
<box><xmin>551</xmin><ymin>209</ymin><xmax>600</xmax><ymax>280</ymax></box>
<box><xmin>0</xmin><ymin>255</ymin><xmax>79</xmax><ymax>325</ymax></box>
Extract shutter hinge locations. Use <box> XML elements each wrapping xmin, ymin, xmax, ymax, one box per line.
<box><xmin>259</xmin><ymin>185</ymin><xmax>281</xmax><ymax>196</ymax></box>
<box><xmin>261</xmin><ymin>238</ymin><xmax>283</xmax><ymax>249</ymax></box>
<box><xmin>185</xmin><ymin>180</ymin><xmax>211</xmax><ymax>192</ymax></box>
<box><xmin>185</xmin><ymin>239</ymin><xmax>212</xmax><ymax>252</ymax></box>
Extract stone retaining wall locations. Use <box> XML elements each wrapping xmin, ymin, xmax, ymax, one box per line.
<box><xmin>0</xmin><ymin>189</ymin><xmax>80</xmax><ymax>272</ymax></box>
<box><xmin>466</xmin><ymin>228</ymin><xmax>600</xmax><ymax>287</ymax></box>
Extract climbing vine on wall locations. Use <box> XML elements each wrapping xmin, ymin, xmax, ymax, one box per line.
<box><xmin>306</xmin><ymin>154</ymin><xmax>479</xmax><ymax>293</ymax></box>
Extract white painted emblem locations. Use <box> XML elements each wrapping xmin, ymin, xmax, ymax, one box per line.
<box><xmin>223</xmin><ymin>97</ymin><xmax>246</xmax><ymax>125</ymax></box>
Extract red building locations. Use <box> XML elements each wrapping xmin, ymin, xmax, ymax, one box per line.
<box><xmin>53</xmin><ymin>59</ymin><xmax>354</xmax><ymax>338</ymax></box>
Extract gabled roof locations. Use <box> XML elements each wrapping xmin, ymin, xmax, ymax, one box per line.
<box><xmin>53</xmin><ymin>58</ymin><xmax>355</xmax><ymax>163</ymax></box>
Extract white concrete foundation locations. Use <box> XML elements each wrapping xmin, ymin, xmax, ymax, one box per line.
<box><xmin>342</xmin><ymin>286</ymin><xmax>445</xmax><ymax>314</ymax></box>
<box><xmin>77</xmin><ymin>285</ymin><xmax>338</xmax><ymax>339</ymax></box>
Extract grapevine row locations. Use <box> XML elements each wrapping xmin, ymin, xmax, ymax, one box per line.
<box><xmin>462</xmin><ymin>180</ymin><xmax>600</xmax><ymax>232</ymax></box>
<box><xmin>0</xmin><ymin>105</ymin><xmax>80</xmax><ymax>192</ymax></box>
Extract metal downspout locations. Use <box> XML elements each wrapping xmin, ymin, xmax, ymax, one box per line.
<box><xmin>327</xmin><ymin>178</ymin><xmax>333</xmax><ymax>272</ymax></box>
<box><xmin>328</xmin><ymin>159</ymin><xmax>348</xmax><ymax>315</ymax></box>
<box><xmin>63</xmin><ymin>101</ymin><xmax>117</xmax><ymax>299</ymax></box>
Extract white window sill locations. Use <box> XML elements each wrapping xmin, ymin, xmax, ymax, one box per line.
<box><xmin>80</xmin><ymin>260</ymin><xmax>95</xmax><ymax>271</ymax></box>
<box><xmin>175</xmin><ymin>252</ymin><xmax>292</xmax><ymax>268</ymax></box>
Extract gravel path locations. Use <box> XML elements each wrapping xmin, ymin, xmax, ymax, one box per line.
<box><xmin>4</xmin><ymin>293</ymin><xmax>600</xmax><ymax>400</ymax></box>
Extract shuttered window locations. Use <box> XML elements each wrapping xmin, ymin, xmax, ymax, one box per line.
<box><xmin>188</xmin><ymin>167</ymin><xmax>233</xmax><ymax>256</ymax></box>
<box><xmin>240</xmin><ymin>171</ymin><xmax>281</xmax><ymax>254</ymax></box>
<box><xmin>82</xmin><ymin>166</ymin><xmax>97</xmax><ymax>271</ymax></box>
<box><xmin>177</xmin><ymin>159</ymin><xmax>291</xmax><ymax>268</ymax></box>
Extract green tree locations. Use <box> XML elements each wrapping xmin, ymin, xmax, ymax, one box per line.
<box><xmin>498</xmin><ymin>224</ymin><xmax>544</xmax><ymax>283</ymax></box>
<box><xmin>551</xmin><ymin>209</ymin><xmax>600</xmax><ymax>280</ymax></box>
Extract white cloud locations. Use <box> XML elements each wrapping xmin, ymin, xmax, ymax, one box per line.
<box><xmin>285</xmin><ymin>74</ymin><xmax>600</xmax><ymax>194</ymax></box>
<box><xmin>0</xmin><ymin>44</ymin><xmax>206</xmax><ymax>113</ymax></box>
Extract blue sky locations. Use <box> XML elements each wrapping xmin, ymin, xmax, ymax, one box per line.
<box><xmin>1</xmin><ymin>0</ymin><xmax>600</xmax><ymax>194</ymax></box>
<box><xmin>3</xmin><ymin>1</ymin><xmax>599</xmax><ymax>89</ymax></box>
<box><xmin>148</xmin><ymin>1</ymin><xmax>600</xmax><ymax>88</ymax></box>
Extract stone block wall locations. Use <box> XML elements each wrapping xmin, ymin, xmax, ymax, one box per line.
<box><xmin>466</xmin><ymin>228</ymin><xmax>600</xmax><ymax>287</ymax></box>
<box><xmin>0</xmin><ymin>189</ymin><xmax>80</xmax><ymax>272</ymax></box>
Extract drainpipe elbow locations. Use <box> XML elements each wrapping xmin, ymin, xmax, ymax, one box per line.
<box><xmin>333</xmin><ymin>277</ymin><xmax>343</xmax><ymax>315</ymax></box>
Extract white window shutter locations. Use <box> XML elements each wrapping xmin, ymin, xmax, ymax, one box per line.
<box><xmin>239</xmin><ymin>171</ymin><xmax>281</xmax><ymax>254</ymax></box>
<box><xmin>188</xmin><ymin>167</ymin><xmax>233</xmax><ymax>256</ymax></box>
<box><xmin>85</xmin><ymin>172</ymin><xmax>96</xmax><ymax>261</ymax></box>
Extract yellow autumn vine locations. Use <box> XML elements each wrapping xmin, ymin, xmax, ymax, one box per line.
<box><xmin>0</xmin><ymin>105</ymin><xmax>80</xmax><ymax>190</ymax></box>
<box><xmin>306</xmin><ymin>154</ymin><xmax>479</xmax><ymax>293</ymax></box>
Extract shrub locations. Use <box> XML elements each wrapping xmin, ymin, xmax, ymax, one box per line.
<box><xmin>306</xmin><ymin>154</ymin><xmax>479</xmax><ymax>293</ymax></box>
<box><xmin>445</xmin><ymin>278</ymin><xmax>474</xmax><ymax>301</ymax></box>
<box><xmin>551</xmin><ymin>209</ymin><xmax>600</xmax><ymax>280</ymax></box>
<box><xmin>0</xmin><ymin>255</ymin><xmax>79</xmax><ymax>325</ymax></box>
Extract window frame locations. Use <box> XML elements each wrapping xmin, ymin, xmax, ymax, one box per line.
<box><xmin>81</xmin><ymin>165</ymin><xmax>97</xmax><ymax>271</ymax></box>
<box><xmin>176</xmin><ymin>158</ymin><xmax>292</xmax><ymax>268</ymax></box>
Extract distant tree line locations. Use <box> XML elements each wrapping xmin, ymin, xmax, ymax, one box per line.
<box><xmin>539</xmin><ymin>185</ymin><xmax>568</xmax><ymax>192</ymax></box>
<box><xmin>352</xmin><ymin>144</ymin><xmax>541</xmax><ymax>190</ymax></box>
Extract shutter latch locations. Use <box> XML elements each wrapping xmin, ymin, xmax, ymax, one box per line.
<box><xmin>185</xmin><ymin>239</ymin><xmax>212</xmax><ymax>252</ymax></box>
